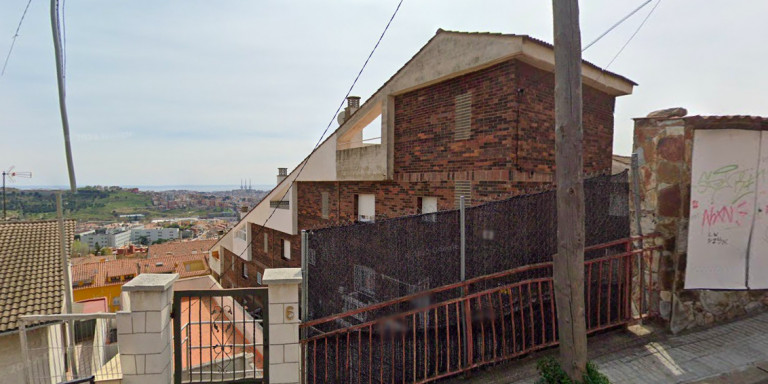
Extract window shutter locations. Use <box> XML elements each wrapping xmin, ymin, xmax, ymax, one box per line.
<box><xmin>321</xmin><ymin>191</ymin><xmax>330</xmax><ymax>219</ymax></box>
<box><xmin>454</xmin><ymin>181</ymin><xmax>472</xmax><ymax>208</ymax></box>
<box><xmin>454</xmin><ymin>93</ymin><xmax>472</xmax><ymax>140</ymax></box>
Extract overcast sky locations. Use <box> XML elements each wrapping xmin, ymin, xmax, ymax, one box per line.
<box><xmin>1</xmin><ymin>0</ymin><xmax>766</xmax><ymax>187</ymax></box>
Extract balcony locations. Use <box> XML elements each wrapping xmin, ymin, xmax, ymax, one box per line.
<box><xmin>336</xmin><ymin>144</ymin><xmax>387</xmax><ymax>181</ymax></box>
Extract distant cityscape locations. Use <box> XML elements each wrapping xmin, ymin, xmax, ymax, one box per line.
<box><xmin>12</xmin><ymin>183</ymin><xmax>275</xmax><ymax>192</ymax></box>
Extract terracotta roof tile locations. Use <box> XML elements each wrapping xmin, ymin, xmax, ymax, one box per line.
<box><xmin>147</xmin><ymin>239</ymin><xmax>217</xmax><ymax>258</ymax></box>
<box><xmin>72</xmin><ymin>253</ymin><xmax>211</xmax><ymax>290</ymax></box>
<box><xmin>0</xmin><ymin>220</ymin><xmax>73</xmax><ymax>333</ymax></box>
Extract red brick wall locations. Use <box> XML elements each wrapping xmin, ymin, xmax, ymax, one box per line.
<box><xmin>394</xmin><ymin>59</ymin><xmax>615</xmax><ymax>182</ymax></box>
<box><xmin>515</xmin><ymin>61</ymin><xmax>615</xmax><ymax>174</ymax></box>
<box><xmin>296</xmin><ymin>180</ymin><xmax>459</xmax><ymax>230</ymax></box>
<box><xmin>234</xmin><ymin>58</ymin><xmax>617</xmax><ymax>286</ymax></box>
<box><xmin>222</xmin><ymin>225</ymin><xmax>301</xmax><ymax>287</ymax></box>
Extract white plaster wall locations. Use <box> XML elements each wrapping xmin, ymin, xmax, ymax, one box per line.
<box><xmin>0</xmin><ymin>326</ymin><xmax>52</xmax><ymax>384</ymax></box>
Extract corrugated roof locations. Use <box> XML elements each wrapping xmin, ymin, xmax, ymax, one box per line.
<box><xmin>0</xmin><ymin>220</ymin><xmax>74</xmax><ymax>333</ymax></box>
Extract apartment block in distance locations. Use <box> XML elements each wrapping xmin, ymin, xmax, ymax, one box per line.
<box><xmin>211</xmin><ymin>29</ymin><xmax>636</xmax><ymax>289</ymax></box>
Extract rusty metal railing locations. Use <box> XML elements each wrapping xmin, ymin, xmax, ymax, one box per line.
<box><xmin>300</xmin><ymin>235</ymin><xmax>661</xmax><ymax>383</ymax></box>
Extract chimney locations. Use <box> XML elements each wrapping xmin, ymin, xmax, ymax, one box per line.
<box><xmin>276</xmin><ymin>167</ymin><xmax>288</xmax><ymax>185</ymax></box>
<box><xmin>240</xmin><ymin>206</ymin><xmax>249</xmax><ymax>220</ymax></box>
<box><xmin>347</xmin><ymin>96</ymin><xmax>360</xmax><ymax>110</ymax></box>
<box><xmin>337</xmin><ymin>96</ymin><xmax>362</xmax><ymax>125</ymax></box>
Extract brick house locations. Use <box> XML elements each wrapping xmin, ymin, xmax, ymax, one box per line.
<box><xmin>210</xmin><ymin>29</ymin><xmax>636</xmax><ymax>288</ymax></box>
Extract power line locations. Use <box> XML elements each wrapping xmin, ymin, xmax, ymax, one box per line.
<box><xmin>603</xmin><ymin>0</ymin><xmax>662</xmax><ymax>71</ymax></box>
<box><xmin>214</xmin><ymin>0</ymin><xmax>405</xmax><ymax>288</ymax></box>
<box><xmin>1</xmin><ymin>0</ymin><xmax>34</xmax><ymax>77</ymax></box>
<box><xmin>582</xmin><ymin>0</ymin><xmax>652</xmax><ymax>52</ymax></box>
<box><xmin>514</xmin><ymin>0</ymin><xmax>659</xmax><ymax>167</ymax></box>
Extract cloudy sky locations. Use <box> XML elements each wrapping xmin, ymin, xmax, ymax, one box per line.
<box><xmin>0</xmin><ymin>0</ymin><xmax>766</xmax><ymax>188</ymax></box>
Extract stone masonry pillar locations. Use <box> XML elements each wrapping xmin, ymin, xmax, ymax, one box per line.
<box><xmin>117</xmin><ymin>273</ymin><xmax>178</xmax><ymax>384</ymax></box>
<box><xmin>263</xmin><ymin>268</ymin><xmax>302</xmax><ymax>384</ymax></box>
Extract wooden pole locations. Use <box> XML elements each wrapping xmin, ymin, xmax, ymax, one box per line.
<box><xmin>50</xmin><ymin>0</ymin><xmax>77</xmax><ymax>192</ymax></box>
<box><xmin>552</xmin><ymin>0</ymin><xmax>588</xmax><ymax>380</ymax></box>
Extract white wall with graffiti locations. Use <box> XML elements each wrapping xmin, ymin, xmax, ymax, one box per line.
<box><xmin>686</xmin><ymin>129</ymin><xmax>768</xmax><ymax>289</ymax></box>
<box><xmin>633</xmin><ymin>111</ymin><xmax>768</xmax><ymax>334</ymax></box>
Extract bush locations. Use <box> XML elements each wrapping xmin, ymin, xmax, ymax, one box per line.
<box><xmin>536</xmin><ymin>357</ymin><xmax>610</xmax><ymax>384</ymax></box>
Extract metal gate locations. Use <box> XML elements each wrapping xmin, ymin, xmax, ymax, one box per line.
<box><xmin>173</xmin><ymin>288</ymin><xmax>269</xmax><ymax>384</ymax></box>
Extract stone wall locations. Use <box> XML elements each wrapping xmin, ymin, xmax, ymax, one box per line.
<box><xmin>632</xmin><ymin>109</ymin><xmax>768</xmax><ymax>333</ymax></box>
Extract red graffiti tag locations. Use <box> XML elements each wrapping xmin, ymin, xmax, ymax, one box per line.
<box><xmin>701</xmin><ymin>202</ymin><xmax>750</xmax><ymax>228</ymax></box>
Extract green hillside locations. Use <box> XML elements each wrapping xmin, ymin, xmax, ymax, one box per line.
<box><xmin>2</xmin><ymin>187</ymin><xmax>227</xmax><ymax>221</ymax></box>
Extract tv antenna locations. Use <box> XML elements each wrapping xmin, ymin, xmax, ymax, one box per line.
<box><xmin>2</xmin><ymin>166</ymin><xmax>32</xmax><ymax>220</ymax></box>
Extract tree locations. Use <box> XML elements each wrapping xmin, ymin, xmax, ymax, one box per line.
<box><xmin>71</xmin><ymin>240</ymin><xmax>89</xmax><ymax>258</ymax></box>
<box><xmin>99</xmin><ymin>247</ymin><xmax>112</xmax><ymax>256</ymax></box>
<box><xmin>137</xmin><ymin>236</ymin><xmax>149</xmax><ymax>246</ymax></box>
<box><xmin>552</xmin><ymin>0</ymin><xmax>588</xmax><ymax>380</ymax></box>
<box><xmin>93</xmin><ymin>242</ymin><xmax>102</xmax><ymax>255</ymax></box>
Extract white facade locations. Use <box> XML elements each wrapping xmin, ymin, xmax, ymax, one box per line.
<box><xmin>0</xmin><ymin>325</ymin><xmax>63</xmax><ymax>384</ymax></box>
<box><xmin>81</xmin><ymin>230</ymin><xmax>131</xmax><ymax>249</ymax></box>
<box><xmin>130</xmin><ymin>228</ymin><xmax>180</xmax><ymax>244</ymax></box>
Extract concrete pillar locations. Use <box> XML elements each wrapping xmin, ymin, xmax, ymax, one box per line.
<box><xmin>263</xmin><ymin>268</ymin><xmax>302</xmax><ymax>384</ymax></box>
<box><xmin>117</xmin><ymin>273</ymin><xmax>178</xmax><ymax>384</ymax></box>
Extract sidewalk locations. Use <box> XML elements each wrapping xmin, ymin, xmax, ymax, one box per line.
<box><xmin>442</xmin><ymin>311</ymin><xmax>768</xmax><ymax>384</ymax></box>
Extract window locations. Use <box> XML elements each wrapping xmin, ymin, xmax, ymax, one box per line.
<box><xmin>242</xmin><ymin>264</ymin><xmax>248</xmax><ymax>279</ymax></box>
<box><xmin>256</xmin><ymin>271</ymin><xmax>263</xmax><ymax>285</ymax></box>
<box><xmin>454</xmin><ymin>92</ymin><xmax>472</xmax><ymax>140</ymax></box>
<box><xmin>356</xmin><ymin>194</ymin><xmax>375</xmax><ymax>222</ymax></box>
<box><xmin>235</xmin><ymin>225</ymin><xmax>247</xmax><ymax>241</ymax></box>
<box><xmin>112</xmin><ymin>297</ymin><xmax>120</xmax><ymax>307</ymax></box>
<box><xmin>417</xmin><ymin>196</ymin><xmax>438</xmax><ymax>222</ymax></box>
<box><xmin>321</xmin><ymin>191</ymin><xmax>330</xmax><ymax>219</ymax></box>
<box><xmin>263</xmin><ymin>233</ymin><xmax>268</xmax><ymax>253</ymax></box>
<box><xmin>282</xmin><ymin>239</ymin><xmax>291</xmax><ymax>260</ymax></box>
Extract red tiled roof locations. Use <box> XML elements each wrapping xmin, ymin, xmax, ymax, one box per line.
<box><xmin>148</xmin><ymin>239</ymin><xmax>217</xmax><ymax>258</ymax></box>
<box><xmin>0</xmin><ymin>220</ymin><xmax>74</xmax><ymax>332</ymax></box>
<box><xmin>71</xmin><ymin>253</ymin><xmax>211</xmax><ymax>290</ymax></box>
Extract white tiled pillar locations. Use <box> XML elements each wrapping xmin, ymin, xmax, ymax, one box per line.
<box><xmin>263</xmin><ymin>268</ymin><xmax>302</xmax><ymax>384</ymax></box>
<box><xmin>117</xmin><ymin>273</ymin><xmax>178</xmax><ymax>384</ymax></box>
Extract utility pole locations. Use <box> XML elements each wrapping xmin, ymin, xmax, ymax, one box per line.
<box><xmin>552</xmin><ymin>0</ymin><xmax>588</xmax><ymax>380</ymax></box>
<box><xmin>50</xmin><ymin>0</ymin><xmax>77</xmax><ymax>193</ymax></box>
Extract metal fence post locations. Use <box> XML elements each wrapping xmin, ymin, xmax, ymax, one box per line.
<box><xmin>301</xmin><ymin>230</ymin><xmax>309</xmax><ymax>383</ymax></box>
<box><xmin>460</xmin><ymin>196</ymin><xmax>466</xmax><ymax>282</ymax></box>
<box><xmin>631</xmin><ymin>153</ymin><xmax>645</xmax><ymax>322</ymax></box>
<box><xmin>459</xmin><ymin>196</ymin><xmax>469</xmax><ymax>369</ymax></box>
<box><xmin>19</xmin><ymin>320</ymin><xmax>32</xmax><ymax>384</ymax></box>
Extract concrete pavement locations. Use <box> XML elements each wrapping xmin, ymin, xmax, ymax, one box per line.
<box><xmin>441</xmin><ymin>311</ymin><xmax>768</xmax><ymax>384</ymax></box>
